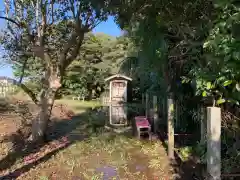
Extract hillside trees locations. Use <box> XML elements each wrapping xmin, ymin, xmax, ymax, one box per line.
<box><xmin>0</xmin><ymin>0</ymin><xmax>111</xmax><ymax>142</ymax></box>
<box><xmin>11</xmin><ymin>32</ymin><xmax>131</xmax><ymax>99</ymax></box>
<box><xmin>61</xmin><ymin>33</ymin><xmax>114</xmax><ymax>99</ymax></box>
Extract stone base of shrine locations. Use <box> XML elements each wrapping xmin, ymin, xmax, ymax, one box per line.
<box><xmin>104</xmin><ymin>125</ymin><xmax>132</xmax><ymax>134</ymax></box>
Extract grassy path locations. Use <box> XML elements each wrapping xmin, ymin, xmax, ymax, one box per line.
<box><xmin>1</xmin><ymin>99</ymin><xmax>173</xmax><ymax>180</ymax></box>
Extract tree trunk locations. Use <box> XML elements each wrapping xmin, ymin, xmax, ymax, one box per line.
<box><xmin>31</xmin><ymin>75</ymin><xmax>61</xmax><ymax>142</ymax></box>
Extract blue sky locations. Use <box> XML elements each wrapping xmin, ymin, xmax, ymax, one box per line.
<box><xmin>0</xmin><ymin>3</ymin><xmax>121</xmax><ymax>78</ymax></box>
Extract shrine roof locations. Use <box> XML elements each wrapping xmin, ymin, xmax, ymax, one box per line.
<box><xmin>104</xmin><ymin>74</ymin><xmax>132</xmax><ymax>82</ymax></box>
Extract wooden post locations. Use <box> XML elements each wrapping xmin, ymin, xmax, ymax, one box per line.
<box><xmin>109</xmin><ymin>81</ymin><xmax>112</xmax><ymax>102</ymax></box>
<box><xmin>109</xmin><ymin>104</ymin><xmax>112</xmax><ymax>126</ymax></box>
<box><xmin>207</xmin><ymin>107</ymin><xmax>221</xmax><ymax>180</ymax></box>
<box><xmin>142</xmin><ymin>93</ymin><xmax>144</xmax><ymax>105</ymax></box>
<box><xmin>145</xmin><ymin>93</ymin><xmax>149</xmax><ymax>118</ymax></box>
<box><xmin>142</xmin><ymin>93</ymin><xmax>145</xmax><ymax>114</ymax></box>
<box><xmin>163</xmin><ymin>97</ymin><xmax>167</xmax><ymax>125</ymax></box>
<box><xmin>153</xmin><ymin>96</ymin><xmax>158</xmax><ymax>133</ymax></box>
<box><xmin>175</xmin><ymin>100</ymin><xmax>179</xmax><ymax>130</ymax></box>
<box><xmin>168</xmin><ymin>97</ymin><xmax>174</xmax><ymax>159</ymax></box>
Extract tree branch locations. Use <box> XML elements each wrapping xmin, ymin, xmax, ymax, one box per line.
<box><xmin>64</xmin><ymin>33</ymin><xmax>85</xmax><ymax>68</ymax></box>
<box><xmin>59</xmin><ymin>32</ymin><xmax>78</xmax><ymax>69</ymax></box>
<box><xmin>69</xmin><ymin>0</ymin><xmax>76</xmax><ymax>19</ymax></box>
<box><xmin>84</xmin><ymin>11</ymin><xmax>92</xmax><ymax>28</ymax></box>
<box><xmin>0</xmin><ymin>16</ymin><xmax>35</xmax><ymax>43</ymax></box>
<box><xmin>6</xmin><ymin>78</ymin><xmax>39</xmax><ymax>105</ymax></box>
<box><xmin>39</xmin><ymin>0</ymin><xmax>47</xmax><ymax>47</ymax></box>
<box><xmin>59</xmin><ymin>33</ymin><xmax>84</xmax><ymax>75</ymax></box>
<box><xmin>89</xmin><ymin>20</ymin><xmax>103</xmax><ymax>31</ymax></box>
<box><xmin>51</xmin><ymin>0</ymin><xmax>55</xmax><ymax>24</ymax></box>
<box><xmin>17</xmin><ymin>82</ymin><xmax>39</xmax><ymax>105</ymax></box>
<box><xmin>7</xmin><ymin>55</ymin><xmax>39</xmax><ymax>105</ymax></box>
<box><xmin>19</xmin><ymin>57</ymin><xmax>27</xmax><ymax>83</ymax></box>
<box><xmin>0</xmin><ymin>16</ymin><xmax>21</xmax><ymax>27</ymax></box>
<box><xmin>17</xmin><ymin>47</ymin><xmax>43</xmax><ymax>59</ymax></box>
<box><xmin>1</xmin><ymin>10</ymin><xmax>49</xmax><ymax>66</ymax></box>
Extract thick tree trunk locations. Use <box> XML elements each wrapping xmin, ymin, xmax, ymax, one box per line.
<box><xmin>31</xmin><ymin>92</ymin><xmax>53</xmax><ymax>142</ymax></box>
<box><xmin>31</xmin><ymin>75</ymin><xmax>61</xmax><ymax>142</ymax></box>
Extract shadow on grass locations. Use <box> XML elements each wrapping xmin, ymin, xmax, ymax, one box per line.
<box><xmin>0</xmin><ymin>106</ymin><xmax>110</xmax><ymax>180</ymax></box>
<box><xmin>0</xmin><ymin>98</ymin><xmax>15</xmax><ymax>114</ymax></box>
<box><xmin>0</xmin><ymin>102</ymin><xmax>203</xmax><ymax>179</ymax></box>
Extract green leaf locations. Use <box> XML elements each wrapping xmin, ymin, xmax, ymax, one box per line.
<box><xmin>236</xmin><ymin>83</ymin><xmax>240</xmax><ymax>91</ymax></box>
<box><xmin>217</xmin><ymin>98</ymin><xmax>226</xmax><ymax>105</ymax></box>
<box><xmin>202</xmin><ymin>91</ymin><xmax>207</xmax><ymax>97</ymax></box>
<box><xmin>203</xmin><ymin>41</ymin><xmax>210</xmax><ymax>49</ymax></box>
<box><xmin>223</xmin><ymin>80</ymin><xmax>232</xmax><ymax>87</ymax></box>
<box><xmin>206</xmin><ymin>82</ymin><xmax>212</xmax><ymax>90</ymax></box>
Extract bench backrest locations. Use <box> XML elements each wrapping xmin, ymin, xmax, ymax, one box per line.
<box><xmin>134</xmin><ymin>116</ymin><xmax>150</xmax><ymax>127</ymax></box>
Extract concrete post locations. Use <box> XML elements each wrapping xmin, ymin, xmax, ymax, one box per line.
<box><xmin>207</xmin><ymin>107</ymin><xmax>221</xmax><ymax>180</ymax></box>
<box><xmin>168</xmin><ymin>98</ymin><xmax>174</xmax><ymax>159</ymax></box>
<box><xmin>145</xmin><ymin>93</ymin><xmax>149</xmax><ymax>118</ymax></box>
<box><xmin>153</xmin><ymin>96</ymin><xmax>158</xmax><ymax>133</ymax></box>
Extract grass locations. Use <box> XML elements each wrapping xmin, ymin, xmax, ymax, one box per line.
<box><xmin>176</xmin><ymin>146</ymin><xmax>193</xmax><ymax>162</ymax></box>
<box><xmin>18</xmin><ymin>134</ymin><xmax>171</xmax><ymax>180</ymax></box>
<box><xmin>55</xmin><ymin>99</ymin><xmax>101</xmax><ymax>113</ymax></box>
<box><xmin>0</xmin><ymin>98</ymin><xmax>172</xmax><ymax>180</ymax></box>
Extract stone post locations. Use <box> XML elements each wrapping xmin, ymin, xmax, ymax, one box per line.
<box><xmin>207</xmin><ymin>107</ymin><xmax>221</xmax><ymax>180</ymax></box>
<box><xmin>145</xmin><ymin>93</ymin><xmax>149</xmax><ymax>118</ymax></box>
<box><xmin>168</xmin><ymin>97</ymin><xmax>174</xmax><ymax>159</ymax></box>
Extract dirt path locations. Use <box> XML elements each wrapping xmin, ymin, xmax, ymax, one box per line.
<box><xmin>0</xmin><ymin>100</ymin><xmax>174</xmax><ymax>180</ymax></box>
<box><xmin>10</xmin><ymin>121</ymin><xmax>173</xmax><ymax>180</ymax></box>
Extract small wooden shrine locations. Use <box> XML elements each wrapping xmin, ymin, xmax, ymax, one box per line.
<box><xmin>105</xmin><ymin>74</ymin><xmax>132</xmax><ymax>126</ymax></box>
<box><xmin>105</xmin><ymin>74</ymin><xmax>132</xmax><ymax>103</ymax></box>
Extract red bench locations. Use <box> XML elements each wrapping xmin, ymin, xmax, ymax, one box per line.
<box><xmin>134</xmin><ymin>116</ymin><xmax>152</xmax><ymax>140</ymax></box>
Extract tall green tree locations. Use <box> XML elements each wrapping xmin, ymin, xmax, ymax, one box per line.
<box><xmin>185</xmin><ymin>0</ymin><xmax>240</xmax><ymax>105</ymax></box>
<box><xmin>0</xmin><ymin>0</ymin><xmax>110</xmax><ymax>142</ymax></box>
<box><xmin>116</xmin><ymin>0</ymin><xmax>215</xmax><ymax>93</ymax></box>
<box><xmin>61</xmin><ymin>32</ymin><xmax>113</xmax><ymax>99</ymax></box>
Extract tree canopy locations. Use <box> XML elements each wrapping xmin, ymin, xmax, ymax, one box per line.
<box><xmin>114</xmin><ymin>0</ymin><xmax>240</xmax><ymax>106</ymax></box>
<box><xmin>10</xmin><ymin>32</ymin><xmax>131</xmax><ymax>99</ymax></box>
<box><xmin>0</xmin><ymin>0</ymin><xmax>115</xmax><ymax>141</ymax></box>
